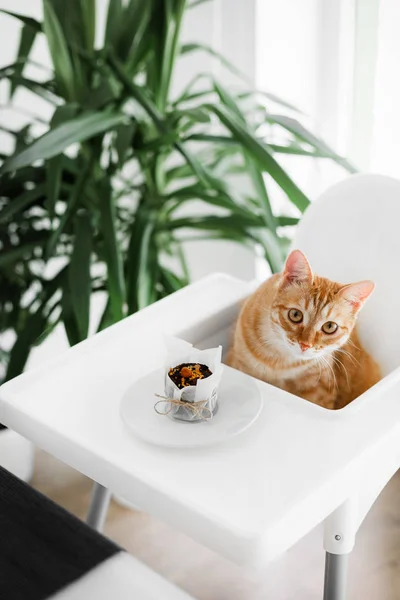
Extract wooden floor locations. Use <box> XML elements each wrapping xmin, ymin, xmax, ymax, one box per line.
<box><xmin>32</xmin><ymin>449</ymin><xmax>400</xmax><ymax>600</ymax></box>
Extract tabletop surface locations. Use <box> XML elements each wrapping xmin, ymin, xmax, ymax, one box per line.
<box><xmin>1</xmin><ymin>273</ymin><xmax>400</xmax><ymax>566</ymax></box>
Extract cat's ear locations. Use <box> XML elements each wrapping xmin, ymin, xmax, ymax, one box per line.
<box><xmin>281</xmin><ymin>250</ymin><xmax>313</xmax><ymax>287</ymax></box>
<box><xmin>338</xmin><ymin>280</ymin><xmax>375</xmax><ymax>310</ymax></box>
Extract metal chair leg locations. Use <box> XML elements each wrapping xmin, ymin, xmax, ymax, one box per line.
<box><xmin>86</xmin><ymin>482</ymin><xmax>111</xmax><ymax>532</ymax></box>
<box><xmin>323</xmin><ymin>552</ymin><xmax>349</xmax><ymax>600</ymax></box>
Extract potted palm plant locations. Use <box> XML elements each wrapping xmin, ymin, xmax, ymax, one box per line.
<box><xmin>0</xmin><ymin>0</ymin><xmax>354</xmax><ymax>480</ymax></box>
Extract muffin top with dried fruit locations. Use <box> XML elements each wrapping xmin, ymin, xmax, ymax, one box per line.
<box><xmin>168</xmin><ymin>362</ymin><xmax>212</xmax><ymax>389</ymax></box>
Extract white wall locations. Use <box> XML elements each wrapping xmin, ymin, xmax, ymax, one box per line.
<box><xmin>370</xmin><ymin>0</ymin><xmax>400</xmax><ymax>176</ymax></box>
<box><xmin>256</xmin><ymin>0</ymin><xmax>357</xmax><ymax>202</ymax></box>
<box><xmin>324</xmin><ymin>0</ymin><xmax>400</xmax><ymax>178</ymax></box>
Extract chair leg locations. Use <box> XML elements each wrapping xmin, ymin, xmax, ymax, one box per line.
<box><xmin>323</xmin><ymin>498</ymin><xmax>357</xmax><ymax>600</ymax></box>
<box><xmin>86</xmin><ymin>482</ymin><xmax>111</xmax><ymax>532</ymax></box>
<box><xmin>323</xmin><ymin>552</ymin><xmax>349</xmax><ymax>600</ymax></box>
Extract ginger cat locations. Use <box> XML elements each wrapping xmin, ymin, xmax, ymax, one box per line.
<box><xmin>226</xmin><ymin>250</ymin><xmax>381</xmax><ymax>409</ymax></box>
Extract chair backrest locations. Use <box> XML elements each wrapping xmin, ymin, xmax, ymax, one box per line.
<box><xmin>293</xmin><ymin>173</ymin><xmax>400</xmax><ymax>375</ymax></box>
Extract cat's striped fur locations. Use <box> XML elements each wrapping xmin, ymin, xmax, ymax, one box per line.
<box><xmin>226</xmin><ymin>250</ymin><xmax>381</xmax><ymax>409</ymax></box>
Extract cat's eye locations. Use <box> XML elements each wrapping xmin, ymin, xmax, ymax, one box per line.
<box><xmin>322</xmin><ymin>321</ymin><xmax>338</xmax><ymax>334</ymax></box>
<box><xmin>288</xmin><ymin>308</ymin><xmax>303</xmax><ymax>323</ymax></box>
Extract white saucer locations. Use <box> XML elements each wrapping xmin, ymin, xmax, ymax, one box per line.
<box><xmin>120</xmin><ymin>365</ymin><xmax>263</xmax><ymax>448</ymax></box>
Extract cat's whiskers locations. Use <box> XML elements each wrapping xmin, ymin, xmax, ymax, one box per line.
<box><xmin>320</xmin><ymin>356</ymin><xmax>338</xmax><ymax>391</ymax></box>
<box><xmin>315</xmin><ymin>356</ymin><xmax>323</xmax><ymax>384</ymax></box>
<box><xmin>347</xmin><ymin>338</ymin><xmax>361</xmax><ymax>352</ymax></box>
<box><xmin>336</xmin><ymin>348</ymin><xmax>361</xmax><ymax>367</ymax></box>
<box><xmin>331</xmin><ymin>354</ymin><xmax>350</xmax><ymax>389</ymax></box>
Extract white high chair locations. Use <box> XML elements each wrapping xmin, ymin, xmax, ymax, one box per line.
<box><xmin>294</xmin><ymin>173</ymin><xmax>400</xmax><ymax>599</ymax></box>
<box><xmin>1</xmin><ymin>173</ymin><xmax>400</xmax><ymax>600</ymax></box>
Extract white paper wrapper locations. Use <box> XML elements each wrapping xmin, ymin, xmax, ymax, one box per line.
<box><xmin>161</xmin><ymin>336</ymin><xmax>223</xmax><ymax>422</ymax></box>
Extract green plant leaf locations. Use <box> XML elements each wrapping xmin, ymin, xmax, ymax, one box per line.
<box><xmin>277</xmin><ymin>216</ymin><xmax>299</xmax><ymax>227</ymax></box>
<box><xmin>115</xmin><ymin>122</ymin><xmax>135</xmax><ymax>166</ymax></box>
<box><xmin>137</xmin><ymin>220</ymin><xmax>156</xmax><ymax>310</ymax></box>
<box><xmin>137</xmin><ymin>130</ymin><xmax>178</xmax><ymax>153</ymax></box>
<box><xmin>62</xmin><ymin>278</ymin><xmax>82</xmax><ymax>346</ymax></box>
<box><xmin>0</xmin><ymin>9</ymin><xmax>42</xmax><ymax>32</ymax></box>
<box><xmin>237</xmin><ymin>89</ymin><xmax>303</xmax><ymax>114</ymax></box>
<box><xmin>266</xmin><ymin>114</ymin><xmax>356</xmax><ymax>172</ymax></box>
<box><xmin>46</xmin><ymin>155</ymin><xmax>63</xmax><ymax>219</ymax></box>
<box><xmin>246</xmin><ymin>155</ymin><xmax>278</xmax><ymax>231</ymax></box>
<box><xmin>27</xmin><ymin>266</ymin><xmax>66</xmax><ymax>313</ymax></box>
<box><xmin>184</xmin><ymin>133</ymin><xmax>235</xmax><ymax>145</ymax></box>
<box><xmin>0</xmin><ymin>58</ymin><xmax>52</xmax><ymax>78</ymax></box>
<box><xmin>211</xmin><ymin>81</ymin><xmax>278</xmax><ymax>231</ymax></box>
<box><xmin>117</xmin><ymin>0</ymin><xmax>153</xmax><ymax>70</ymax></box>
<box><xmin>105</xmin><ymin>0</ymin><xmax>123</xmax><ymax>46</ymax></box>
<box><xmin>158</xmin><ymin>265</ymin><xmax>185</xmax><ymax>295</ymax></box>
<box><xmin>5</xmin><ymin>312</ymin><xmax>47</xmax><ymax>381</ymax></box>
<box><xmin>10</xmin><ymin>24</ymin><xmax>37</xmax><ymax>99</ymax></box>
<box><xmin>45</xmin><ymin>0</ymin><xmax>95</xmax><ymax>97</ymax></box>
<box><xmin>165</xmin><ymin>162</ymin><xmax>194</xmax><ymax>182</ymax></box>
<box><xmin>266</xmin><ymin>114</ymin><xmax>330</xmax><ymax>152</ymax></box>
<box><xmin>80</xmin><ymin>0</ymin><xmax>96</xmax><ymax>51</ymax></box>
<box><xmin>48</xmin><ymin>0</ymin><xmax>94</xmax><ymax>52</ymax></box>
<box><xmin>174</xmin><ymin>237</ymin><xmax>190</xmax><ymax>284</ymax></box>
<box><xmin>43</xmin><ymin>0</ymin><xmax>76</xmax><ymax>100</ymax></box>
<box><xmin>172</xmin><ymin>72</ymin><xmax>210</xmax><ymax>105</ymax></box>
<box><xmin>0</xmin><ymin>165</ymin><xmax>46</xmax><ymax>195</ymax></box>
<box><xmin>1</xmin><ymin>110</ymin><xmax>126</xmax><ymax>175</ymax></box>
<box><xmin>0</xmin><ymin>183</ymin><xmax>46</xmax><ymax>223</ymax></box>
<box><xmin>179</xmin><ymin>107</ymin><xmax>211</xmax><ymax>124</ymax></box>
<box><xmin>97</xmin><ymin>298</ymin><xmax>113</xmax><ymax>332</ymax></box>
<box><xmin>176</xmin><ymin>145</ymin><xmax>217</xmax><ymax>189</ymax></box>
<box><xmin>206</xmin><ymin>103</ymin><xmax>310</xmax><ymax>212</ymax></box>
<box><xmin>181</xmin><ymin>43</ymin><xmax>250</xmax><ymax>83</ymax></box>
<box><xmin>68</xmin><ymin>211</ymin><xmax>92</xmax><ymax>340</ymax></box>
<box><xmin>166</xmin><ymin>214</ymin><xmax>265</xmax><ymax>232</ymax></box>
<box><xmin>213</xmin><ymin>79</ymin><xmax>244</xmax><ymax>120</ymax></box>
<box><xmin>252</xmin><ymin>228</ymin><xmax>284</xmax><ymax>273</ymax></box>
<box><xmin>0</xmin><ymin>73</ymin><xmax>58</xmax><ymax>104</ymax></box>
<box><xmin>46</xmin><ymin>157</ymin><xmax>93</xmax><ymax>259</ymax></box>
<box><xmin>268</xmin><ymin>144</ymin><xmax>330</xmax><ymax>157</ymax></box>
<box><xmin>157</xmin><ymin>0</ymin><xmax>186</xmax><ymax>110</ymax></box>
<box><xmin>85</xmin><ymin>75</ymin><xmax>121</xmax><ymax>109</ymax></box>
<box><xmin>166</xmin><ymin>184</ymin><xmax>261</xmax><ymax>222</ymax></box>
<box><xmin>108</xmin><ymin>54</ymin><xmax>218</xmax><ymax>189</ymax></box>
<box><xmin>126</xmin><ymin>203</ymin><xmax>156</xmax><ymax>313</ymax></box>
<box><xmin>4</xmin><ymin>268</ymin><xmax>67</xmax><ymax>381</ymax></box>
<box><xmin>175</xmin><ymin>87</ymin><xmax>214</xmax><ymax>105</ymax></box>
<box><xmin>45</xmin><ymin>105</ymin><xmax>80</xmax><ymax>219</ymax></box>
<box><xmin>177</xmin><ymin>232</ymin><xmax>253</xmax><ymax>247</ymax></box>
<box><xmin>33</xmin><ymin>317</ymin><xmax>60</xmax><ymax>347</ymax></box>
<box><xmin>0</xmin><ymin>241</ymin><xmax>44</xmax><ymax>267</ymax></box>
<box><xmin>99</xmin><ymin>181</ymin><xmax>125</xmax><ymax>321</ymax></box>
<box><xmin>50</xmin><ymin>103</ymin><xmax>80</xmax><ymax>127</ymax></box>
<box><xmin>188</xmin><ymin>0</ymin><xmax>212</xmax><ymax>7</ymax></box>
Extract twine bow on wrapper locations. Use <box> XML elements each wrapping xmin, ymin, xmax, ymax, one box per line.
<box><xmin>154</xmin><ymin>335</ymin><xmax>223</xmax><ymax>423</ymax></box>
<box><xmin>154</xmin><ymin>394</ymin><xmax>213</xmax><ymax>421</ymax></box>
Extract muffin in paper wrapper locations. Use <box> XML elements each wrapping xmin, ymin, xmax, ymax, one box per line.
<box><xmin>162</xmin><ymin>336</ymin><xmax>223</xmax><ymax>422</ymax></box>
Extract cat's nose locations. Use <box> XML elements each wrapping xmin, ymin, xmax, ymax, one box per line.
<box><xmin>299</xmin><ymin>342</ymin><xmax>312</xmax><ymax>352</ymax></box>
